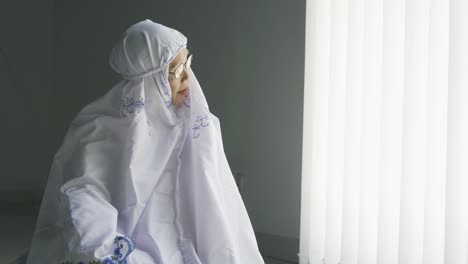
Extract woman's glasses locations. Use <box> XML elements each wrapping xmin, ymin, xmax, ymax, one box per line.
<box><xmin>169</xmin><ymin>53</ymin><xmax>192</xmax><ymax>79</ymax></box>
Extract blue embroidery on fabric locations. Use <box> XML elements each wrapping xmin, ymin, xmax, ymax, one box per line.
<box><xmin>120</xmin><ymin>97</ymin><xmax>144</xmax><ymax>116</ymax></box>
<box><xmin>193</xmin><ymin>115</ymin><xmax>210</xmax><ymax>138</ymax></box>
<box><xmin>61</xmin><ymin>235</ymin><xmax>136</xmax><ymax>264</ymax></box>
<box><xmin>102</xmin><ymin>235</ymin><xmax>136</xmax><ymax>264</ymax></box>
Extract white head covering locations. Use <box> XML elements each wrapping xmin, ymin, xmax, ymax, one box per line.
<box><xmin>26</xmin><ymin>19</ymin><xmax>264</xmax><ymax>264</ymax></box>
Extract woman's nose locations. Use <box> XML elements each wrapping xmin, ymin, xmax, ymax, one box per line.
<box><xmin>181</xmin><ymin>68</ymin><xmax>189</xmax><ymax>81</ymax></box>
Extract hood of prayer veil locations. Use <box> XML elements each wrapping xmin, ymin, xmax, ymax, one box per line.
<box><xmin>26</xmin><ymin>19</ymin><xmax>264</xmax><ymax>264</ymax></box>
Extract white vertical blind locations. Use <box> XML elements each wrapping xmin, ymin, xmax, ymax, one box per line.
<box><xmin>299</xmin><ymin>0</ymin><xmax>468</xmax><ymax>263</ymax></box>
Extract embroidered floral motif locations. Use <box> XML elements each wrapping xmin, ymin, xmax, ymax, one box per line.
<box><xmin>61</xmin><ymin>235</ymin><xmax>136</xmax><ymax>264</ymax></box>
<box><xmin>120</xmin><ymin>97</ymin><xmax>144</xmax><ymax>116</ymax></box>
<box><xmin>102</xmin><ymin>235</ymin><xmax>136</xmax><ymax>264</ymax></box>
<box><xmin>193</xmin><ymin>115</ymin><xmax>210</xmax><ymax>138</ymax></box>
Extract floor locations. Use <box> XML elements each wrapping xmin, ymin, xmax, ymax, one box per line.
<box><xmin>0</xmin><ymin>201</ymin><xmax>293</xmax><ymax>264</ymax></box>
<box><xmin>0</xmin><ymin>201</ymin><xmax>39</xmax><ymax>264</ymax></box>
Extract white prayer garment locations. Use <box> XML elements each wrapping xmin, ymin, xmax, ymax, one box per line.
<box><xmin>26</xmin><ymin>19</ymin><xmax>264</xmax><ymax>264</ymax></box>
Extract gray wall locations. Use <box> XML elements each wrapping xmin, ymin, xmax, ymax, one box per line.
<box><xmin>0</xmin><ymin>0</ymin><xmax>55</xmax><ymax>200</ymax></box>
<box><xmin>229</xmin><ymin>0</ymin><xmax>305</xmax><ymax>239</ymax></box>
<box><xmin>1</xmin><ymin>0</ymin><xmax>305</xmax><ymax>261</ymax></box>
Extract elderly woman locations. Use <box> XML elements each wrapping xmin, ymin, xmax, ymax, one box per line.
<box><xmin>25</xmin><ymin>19</ymin><xmax>264</xmax><ymax>264</ymax></box>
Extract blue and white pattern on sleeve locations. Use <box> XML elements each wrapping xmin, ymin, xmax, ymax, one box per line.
<box><xmin>102</xmin><ymin>235</ymin><xmax>136</xmax><ymax>264</ymax></box>
<box><xmin>60</xmin><ymin>235</ymin><xmax>136</xmax><ymax>264</ymax></box>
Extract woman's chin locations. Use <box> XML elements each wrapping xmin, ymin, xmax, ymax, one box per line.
<box><xmin>172</xmin><ymin>98</ymin><xmax>184</xmax><ymax>107</ymax></box>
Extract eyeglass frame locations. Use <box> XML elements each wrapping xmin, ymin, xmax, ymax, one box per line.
<box><xmin>169</xmin><ymin>53</ymin><xmax>192</xmax><ymax>79</ymax></box>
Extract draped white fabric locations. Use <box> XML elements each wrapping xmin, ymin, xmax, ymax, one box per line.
<box><xmin>26</xmin><ymin>20</ymin><xmax>264</xmax><ymax>264</ymax></box>
<box><xmin>299</xmin><ymin>0</ymin><xmax>468</xmax><ymax>263</ymax></box>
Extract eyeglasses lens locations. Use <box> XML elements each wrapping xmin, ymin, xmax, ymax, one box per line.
<box><xmin>175</xmin><ymin>54</ymin><xmax>192</xmax><ymax>79</ymax></box>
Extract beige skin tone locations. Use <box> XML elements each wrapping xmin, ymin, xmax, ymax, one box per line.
<box><xmin>168</xmin><ymin>48</ymin><xmax>190</xmax><ymax>107</ymax></box>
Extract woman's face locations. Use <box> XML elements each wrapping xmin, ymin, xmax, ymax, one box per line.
<box><xmin>168</xmin><ymin>48</ymin><xmax>190</xmax><ymax>107</ymax></box>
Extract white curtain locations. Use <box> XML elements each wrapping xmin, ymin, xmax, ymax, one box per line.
<box><xmin>299</xmin><ymin>0</ymin><xmax>468</xmax><ymax>263</ymax></box>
